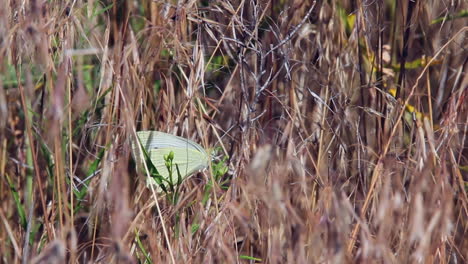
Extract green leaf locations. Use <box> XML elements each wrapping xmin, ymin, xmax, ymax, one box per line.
<box><xmin>191</xmin><ymin>223</ymin><xmax>200</xmax><ymax>234</ymax></box>
<box><xmin>239</xmin><ymin>255</ymin><xmax>262</xmax><ymax>261</ymax></box>
<box><xmin>431</xmin><ymin>10</ymin><xmax>468</xmax><ymax>24</ymax></box>
<box><xmin>6</xmin><ymin>174</ymin><xmax>27</xmax><ymax>229</ymax></box>
<box><xmin>134</xmin><ymin>231</ymin><xmax>152</xmax><ymax>263</ymax></box>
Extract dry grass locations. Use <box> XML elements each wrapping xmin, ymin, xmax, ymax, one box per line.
<box><xmin>1</xmin><ymin>0</ymin><xmax>467</xmax><ymax>263</ymax></box>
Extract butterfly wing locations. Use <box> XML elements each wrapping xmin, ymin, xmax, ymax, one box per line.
<box><xmin>149</xmin><ymin>147</ymin><xmax>209</xmax><ymax>182</ymax></box>
<box><xmin>132</xmin><ymin>131</ymin><xmax>209</xmax><ymax>185</ymax></box>
<box><xmin>133</xmin><ymin>131</ymin><xmax>207</xmax><ymax>157</ymax></box>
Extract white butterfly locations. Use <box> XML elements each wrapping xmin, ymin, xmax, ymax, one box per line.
<box><xmin>131</xmin><ymin>131</ymin><xmax>209</xmax><ymax>189</ymax></box>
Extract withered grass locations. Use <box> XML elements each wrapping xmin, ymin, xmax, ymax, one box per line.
<box><xmin>0</xmin><ymin>1</ymin><xmax>467</xmax><ymax>263</ymax></box>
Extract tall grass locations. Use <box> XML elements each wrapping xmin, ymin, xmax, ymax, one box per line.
<box><xmin>0</xmin><ymin>0</ymin><xmax>467</xmax><ymax>263</ymax></box>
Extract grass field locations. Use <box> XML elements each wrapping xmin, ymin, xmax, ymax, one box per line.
<box><xmin>1</xmin><ymin>0</ymin><xmax>467</xmax><ymax>263</ymax></box>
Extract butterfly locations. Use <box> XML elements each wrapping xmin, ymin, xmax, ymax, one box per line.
<box><xmin>131</xmin><ymin>131</ymin><xmax>209</xmax><ymax>189</ymax></box>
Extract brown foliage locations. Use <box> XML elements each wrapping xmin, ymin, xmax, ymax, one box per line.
<box><xmin>0</xmin><ymin>0</ymin><xmax>467</xmax><ymax>263</ymax></box>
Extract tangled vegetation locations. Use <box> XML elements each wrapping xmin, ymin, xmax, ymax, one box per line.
<box><xmin>0</xmin><ymin>0</ymin><xmax>467</xmax><ymax>263</ymax></box>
